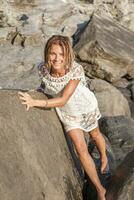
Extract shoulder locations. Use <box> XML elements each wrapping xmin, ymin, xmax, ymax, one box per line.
<box><xmin>70</xmin><ymin>61</ymin><xmax>85</xmax><ymax>79</ymax></box>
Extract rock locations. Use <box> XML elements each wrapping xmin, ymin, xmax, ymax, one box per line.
<box><xmin>112</xmin><ymin>78</ymin><xmax>129</xmax><ymax>88</ymax></box>
<box><xmin>0</xmin><ymin>11</ymin><xmax>8</xmax><ymax>27</ymax></box>
<box><xmin>0</xmin><ymin>45</ymin><xmax>43</xmax><ymax>90</ymax></box>
<box><xmin>0</xmin><ymin>0</ymin><xmax>94</xmax><ymax>45</ymax></box>
<box><xmin>82</xmin><ymin>135</ymin><xmax>114</xmax><ymax>200</ymax></box>
<box><xmin>94</xmin><ymin>0</ymin><xmax>134</xmax><ymax>32</ymax></box>
<box><xmin>106</xmin><ymin>150</ymin><xmax>134</xmax><ymax>200</ymax></box>
<box><xmin>74</xmin><ymin>14</ymin><xmax>134</xmax><ymax>82</ymax></box>
<box><xmin>130</xmin><ymin>83</ymin><xmax>134</xmax><ymax>102</ymax></box>
<box><xmin>99</xmin><ymin>116</ymin><xmax>134</xmax><ymax>167</ymax></box>
<box><xmin>116</xmin><ymin>87</ymin><xmax>134</xmax><ymax>119</ymax></box>
<box><xmin>88</xmin><ymin>78</ymin><xmax>131</xmax><ymax>117</ymax></box>
<box><xmin>0</xmin><ymin>90</ymin><xmax>82</xmax><ymax>200</ymax></box>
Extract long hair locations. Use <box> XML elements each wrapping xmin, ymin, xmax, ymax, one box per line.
<box><xmin>44</xmin><ymin>35</ymin><xmax>74</xmax><ymax>71</ymax></box>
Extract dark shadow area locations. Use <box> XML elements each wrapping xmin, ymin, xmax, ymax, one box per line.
<box><xmin>72</xmin><ymin>13</ymin><xmax>94</xmax><ymax>47</ymax></box>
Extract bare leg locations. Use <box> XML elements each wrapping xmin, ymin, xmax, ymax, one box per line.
<box><xmin>90</xmin><ymin>127</ymin><xmax>108</xmax><ymax>174</ymax></box>
<box><xmin>68</xmin><ymin>128</ymin><xmax>106</xmax><ymax>200</ymax></box>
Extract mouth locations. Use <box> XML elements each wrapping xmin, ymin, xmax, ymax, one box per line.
<box><xmin>53</xmin><ymin>61</ymin><xmax>63</xmax><ymax>65</ymax></box>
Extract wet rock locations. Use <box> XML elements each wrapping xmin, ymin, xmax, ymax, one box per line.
<box><xmin>0</xmin><ymin>90</ymin><xmax>83</xmax><ymax>200</ymax></box>
<box><xmin>74</xmin><ymin>14</ymin><xmax>134</xmax><ymax>82</ymax></box>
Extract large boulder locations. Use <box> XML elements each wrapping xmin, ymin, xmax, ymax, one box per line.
<box><xmin>94</xmin><ymin>0</ymin><xmax>134</xmax><ymax>32</ymax></box>
<box><xmin>99</xmin><ymin>116</ymin><xmax>134</xmax><ymax>167</ymax></box>
<box><xmin>0</xmin><ymin>0</ymin><xmax>94</xmax><ymax>46</ymax></box>
<box><xmin>106</xmin><ymin>150</ymin><xmax>134</xmax><ymax>200</ymax></box>
<box><xmin>115</xmin><ymin>86</ymin><xmax>134</xmax><ymax>119</ymax></box>
<box><xmin>74</xmin><ymin>14</ymin><xmax>134</xmax><ymax>82</ymax></box>
<box><xmin>0</xmin><ymin>45</ymin><xmax>43</xmax><ymax>90</ymax></box>
<box><xmin>0</xmin><ymin>90</ymin><xmax>82</xmax><ymax>200</ymax></box>
<box><xmin>88</xmin><ymin>78</ymin><xmax>131</xmax><ymax>117</ymax></box>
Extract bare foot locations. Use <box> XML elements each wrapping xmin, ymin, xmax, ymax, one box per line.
<box><xmin>97</xmin><ymin>187</ymin><xmax>106</xmax><ymax>200</ymax></box>
<box><xmin>101</xmin><ymin>156</ymin><xmax>108</xmax><ymax>174</ymax></box>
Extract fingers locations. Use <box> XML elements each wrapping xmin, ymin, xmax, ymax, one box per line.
<box><xmin>19</xmin><ymin>96</ymin><xmax>26</xmax><ymax>101</ymax></box>
<box><xmin>18</xmin><ymin>91</ymin><xmax>31</xmax><ymax>97</ymax></box>
<box><xmin>18</xmin><ymin>91</ymin><xmax>30</xmax><ymax>111</ymax></box>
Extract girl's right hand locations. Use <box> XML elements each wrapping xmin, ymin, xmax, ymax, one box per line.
<box><xmin>18</xmin><ymin>92</ymin><xmax>35</xmax><ymax>111</ymax></box>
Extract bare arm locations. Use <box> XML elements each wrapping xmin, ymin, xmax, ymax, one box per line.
<box><xmin>18</xmin><ymin>79</ymin><xmax>80</xmax><ymax>111</ymax></box>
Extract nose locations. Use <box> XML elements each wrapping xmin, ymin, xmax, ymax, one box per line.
<box><xmin>55</xmin><ymin>54</ymin><xmax>59</xmax><ymax>61</ymax></box>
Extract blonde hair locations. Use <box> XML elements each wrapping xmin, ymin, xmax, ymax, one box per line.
<box><xmin>44</xmin><ymin>35</ymin><xmax>74</xmax><ymax>70</ymax></box>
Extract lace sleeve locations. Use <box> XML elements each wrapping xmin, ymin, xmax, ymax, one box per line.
<box><xmin>70</xmin><ymin>62</ymin><xmax>85</xmax><ymax>80</ymax></box>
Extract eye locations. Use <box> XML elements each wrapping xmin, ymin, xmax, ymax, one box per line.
<box><xmin>50</xmin><ymin>52</ymin><xmax>55</xmax><ymax>55</ymax></box>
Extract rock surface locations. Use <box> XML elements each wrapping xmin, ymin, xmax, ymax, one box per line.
<box><xmin>88</xmin><ymin>78</ymin><xmax>131</xmax><ymax>117</ymax></box>
<box><xmin>94</xmin><ymin>0</ymin><xmax>134</xmax><ymax>31</ymax></box>
<box><xmin>106</xmin><ymin>150</ymin><xmax>134</xmax><ymax>200</ymax></box>
<box><xmin>0</xmin><ymin>45</ymin><xmax>42</xmax><ymax>90</ymax></box>
<box><xmin>74</xmin><ymin>14</ymin><xmax>134</xmax><ymax>82</ymax></box>
<box><xmin>99</xmin><ymin>116</ymin><xmax>134</xmax><ymax>167</ymax></box>
<box><xmin>0</xmin><ymin>90</ymin><xmax>82</xmax><ymax>200</ymax></box>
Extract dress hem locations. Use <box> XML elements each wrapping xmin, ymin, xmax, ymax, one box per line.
<box><xmin>65</xmin><ymin>121</ymin><xmax>99</xmax><ymax>133</ymax></box>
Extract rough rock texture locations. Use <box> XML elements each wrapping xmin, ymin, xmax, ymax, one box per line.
<box><xmin>94</xmin><ymin>0</ymin><xmax>134</xmax><ymax>31</ymax></box>
<box><xmin>74</xmin><ymin>14</ymin><xmax>134</xmax><ymax>82</ymax></box>
<box><xmin>0</xmin><ymin>45</ymin><xmax>42</xmax><ymax>90</ymax></box>
<box><xmin>0</xmin><ymin>90</ymin><xmax>82</xmax><ymax>200</ymax></box>
<box><xmin>116</xmin><ymin>86</ymin><xmax>134</xmax><ymax>119</ymax></box>
<box><xmin>88</xmin><ymin>78</ymin><xmax>131</xmax><ymax>117</ymax></box>
<box><xmin>0</xmin><ymin>0</ymin><xmax>94</xmax><ymax>90</ymax></box>
<box><xmin>106</xmin><ymin>150</ymin><xmax>134</xmax><ymax>200</ymax></box>
<box><xmin>99</xmin><ymin>116</ymin><xmax>134</xmax><ymax>167</ymax></box>
<box><xmin>0</xmin><ymin>0</ymin><xmax>94</xmax><ymax>46</ymax></box>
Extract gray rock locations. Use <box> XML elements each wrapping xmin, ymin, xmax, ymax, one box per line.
<box><xmin>74</xmin><ymin>14</ymin><xmax>134</xmax><ymax>82</ymax></box>
<box><xmin>117</xmin><ymin>87</ymin><xmax>134</xmax><ymax>119</ymax></box>
<box><xmin>0</xmin><ymin>45</ymin><xmax>43</xmax><ymax>90</ymax></box>
<box><xmin>0</xmin><ymin>0</ymin><xmax>94</xmax><ymax>46</ymax></box>
<box><xmin>112</xmin><ymin>78</ymin><xmax>130</xmax><ymax>88</ymax></box>
<box><xmin>88</xmin><ymin>78</ymin><xmax>131</xmax><ymax>117</ymax></box>
<box><xmin>0</xmin><ymin>90</ymin><xmax>82</xmax><ymax>200</ymax></box>
<box><xmin>94</xmin><ymin>0</ymin><xmax>134</xmax><ymax>32</ymax></box>
<box><xmin>106</xmin><ymin>150</ymin><xmax>134</xmax><ymax>200</ymax></box>
<box><xmin>99</xmin><ymin>116</ymin><xmax>134</xmax><ymax>167</ymax></box>
<box><xmin>130</xmin><ymin>83</ymin><xmax>134</xmax><ymax>102</ymax></box>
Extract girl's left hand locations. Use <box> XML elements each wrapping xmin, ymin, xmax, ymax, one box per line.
<box><xmin>18</xmin><ymin>92</ymin><xmax>35</xmax><ymax>111</ymax></box>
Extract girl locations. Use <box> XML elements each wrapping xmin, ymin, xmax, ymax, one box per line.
<box><xmin>18</xmin><ymin>35</ymin><xmax>107</xmax><ymax>200</ymax></box>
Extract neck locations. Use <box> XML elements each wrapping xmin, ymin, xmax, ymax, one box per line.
<box><xmin>50</xmin><ymin>68</ymin><xmax>66</xmax><ymax>77</ymax></box>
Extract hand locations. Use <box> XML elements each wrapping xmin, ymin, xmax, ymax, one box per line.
<box><xmin>100</xmin><ymin>155</ymin><xmax>108</xmax><ymax>174</ymax></box>
<box><xmin>18</xmin><ymin>92</ymin><xmax>35</xmax><ymax>111</ymax></box>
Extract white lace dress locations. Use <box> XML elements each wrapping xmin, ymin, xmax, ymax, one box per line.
<box><xmin>38</xmin><ymin>61</ymin><xmax>101</xmax><ymax>132</ymax></box>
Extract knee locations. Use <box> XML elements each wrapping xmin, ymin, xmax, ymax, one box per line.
<box><xmin>90</xmin><ymin>129</ymin><xmax>101</xmax><ymax>140</ymax></box>
<box><xmin>75</xmin><ymin>142</ymin><xmax>88</xmax><ymax>157</ymax></box>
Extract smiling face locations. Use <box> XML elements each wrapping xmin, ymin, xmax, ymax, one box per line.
<box><xmin>49</xmin><ymin>44</ymin><xmax>65</xmax><ymax>71</ymax></box>
<box><xmin>44</xmin><ymin>35</ymin><xmax>74</xmax><ymax>72</ymax></box>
